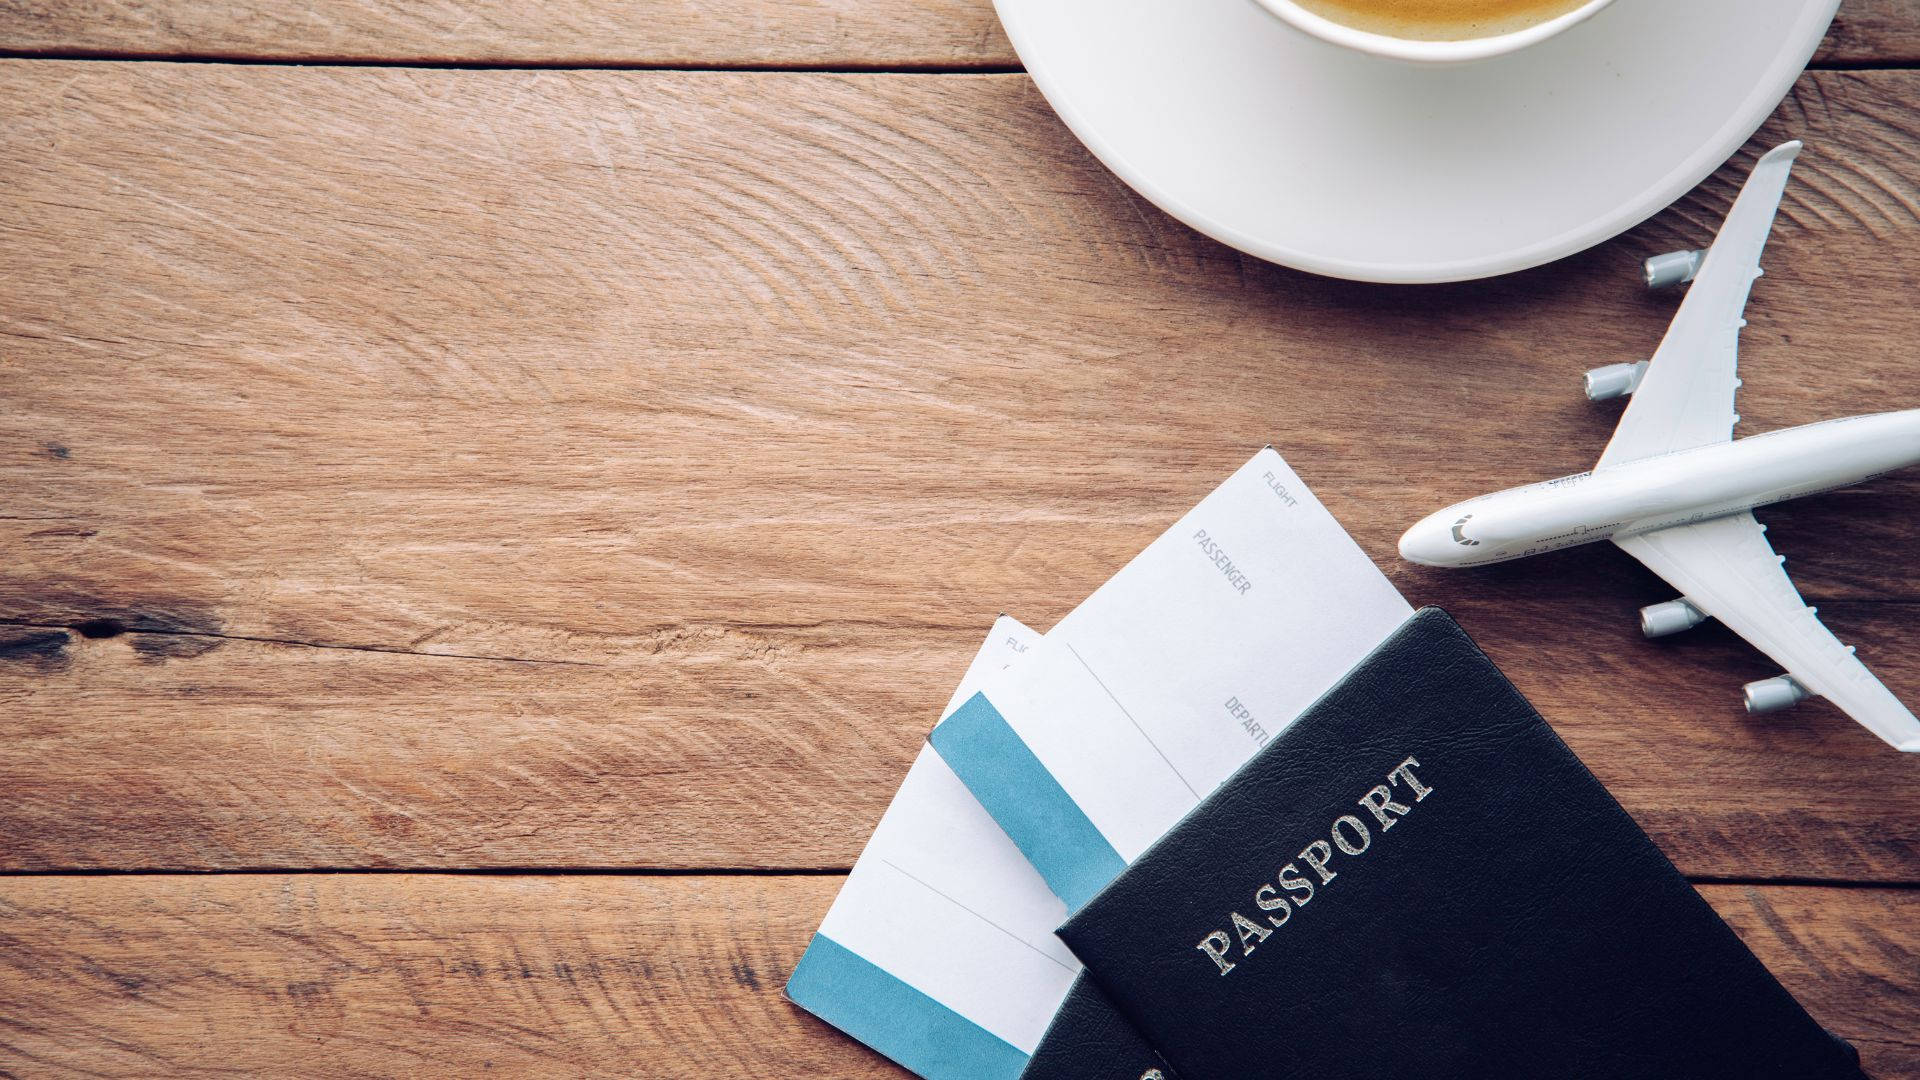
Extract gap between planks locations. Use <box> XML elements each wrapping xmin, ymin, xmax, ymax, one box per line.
<box><xmin>0</xmin><ymin>49</ymin><xmax>1029</xmax><ymax>74</ymax></box>
<box><xmin>0</xmin><ymin>52</ymin><xmax>1910</xmax><ymax>73</ymax></box>
<box><xmin>0</xmin><ymin>870</ymin><xmax>1914</xmax><ymax>890</ymax></box>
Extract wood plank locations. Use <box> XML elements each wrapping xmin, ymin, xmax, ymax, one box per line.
<box><xmin>7</xmin><ymin>64</ymin><xmax>1920</xmax><ymax>647</ymax></box>
<box><xmin>4</xmin><ymin>599</ymin><xmax>1920</xmax><ymax>878</ymax></box>
<box><xmin>1824</xmin><ymin>0</ymin><xmax>1920</xmax><ymax>64</ymax></box>
<box><xmin>0</xmin><ymin>874</ymin><xmax>895</xmax><ymax>1078</ymax></box>
<box><xmin>0</xmin><ymin>622</ymin><xmax>985</xmax><ymax>872</ymax></box>
<box><xmin>1706</xmin><ymin>883</ymin><xmax>1920</xmax><ymax>1078</ymax></box>
<box><xmin>0</xmin><ymin>0</ymin><xmax>1016</xmax><ymax>68</ymax></box>
<box><xmin>0</xmin><ymin>874</ymin><xmax>1911</xmax><ymax>1077</ymax></box>
<box><xmin>4</xmin><ymin>64</ymin><xmax>1920</xmax><ymax>878</ymax></box>
<box><xmin>0</xmin><ymin>1</ymin><xmax>1915</xmax><ymax>67</ymax></box>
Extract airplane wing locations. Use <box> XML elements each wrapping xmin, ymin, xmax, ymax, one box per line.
<box><xmin>1615</xmin><ymin>512</ymin><xmax>1920</xmax><ymax>751</ymax></box>
<box><xmin>1595</xmin><ymin>142</ymin><xmax>1802</xmax><ymax>470</ymax></box>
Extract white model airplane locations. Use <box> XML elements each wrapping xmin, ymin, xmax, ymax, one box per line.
<box><xmin>1400</xmin><ymin>141</ymin><xmax>1920</xmax><ymax>752</ymax></box>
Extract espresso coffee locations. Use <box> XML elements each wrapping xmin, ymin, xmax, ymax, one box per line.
<box><xmin>1291</xmin><ymin>0</ymin><xmax>1593</xmax><ymax>41</ymax></box>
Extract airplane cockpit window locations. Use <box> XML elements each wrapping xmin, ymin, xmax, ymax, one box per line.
<box><xmin>1451</xmin><ymin>515</ymin><xmax>1481</xmax><ymax>547</ymax></box>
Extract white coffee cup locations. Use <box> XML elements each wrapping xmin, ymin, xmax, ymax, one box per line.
<box><xmin>1251</xmin><ymin>0</ymin><xmax>1616</xmax><ymax>62</ymax></box>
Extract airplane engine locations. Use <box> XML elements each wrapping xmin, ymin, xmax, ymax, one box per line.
<box><xmin>1643</xmin><ymin>248</ymin><xmax>1706</xmax><ymax>288</ymax></box>
<box><xmin>1743</xmin><ymin>675</ymin><xmax>1811</xmax><ymax>714</ymax></box>
<box><xmin>1583</xmin><ymin>360</ymin><xmax>1649</xmax><ymax>402</ymax></box>
<box><xmin>1639</xmin><ymin>599</ymin><xmax>1706</xmax><ymax>638</ymax></box>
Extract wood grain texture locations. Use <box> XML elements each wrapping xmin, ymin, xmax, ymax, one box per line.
<box><xmin>4</xmin><ymin>62</ymin><xmax>1920</xmax><ymax>876</ymax></box>
<box><xmin>6</xmin><ymin>602</ymin><xmax>1920</xmax><ymax>877</ymax></box>
<box><xmin>0</xmin><ymin>0</ymin><xmax>1015</xmax><ymax>68</ymax></box>
<box><xmin>1</xmin><ymin>623</ymin><xmax>984</xmax><ymax>871</ymax></box>
<box><xmin>0</xmin><ymin>0</ymin><xmax>1915</xmax><ymax>67</ymax></box>
<box><xmin>0</xmin><ymin>875</ymin><xmax>1909</xmax><ymax>1078</ymax></box>
<box><xmin>1824</xmin><ymin>0</ymin><xmax>1920</xmax><ymax>63</ymax></box>
<box><xmin>0</xmin><ymin>874</ymin><xmax>892</xmax><ymax>1078</ymax></box>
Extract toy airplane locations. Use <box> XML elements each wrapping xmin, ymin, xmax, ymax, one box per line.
<box><xmin>1400</xmin><ymin>141</ymin><xmax>1920</xmax><ymax>752</ymax></box>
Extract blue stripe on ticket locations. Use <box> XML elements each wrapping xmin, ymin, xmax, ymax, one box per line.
<box><xmin>785</xmin><ymin>934</ymin><xmax>1029</xmax><ymax>1080</ymax></box>
<box><xmin>929</xmin><ymin>692</ymin><xmax>1128</xmax><ymax>911</ymax></box>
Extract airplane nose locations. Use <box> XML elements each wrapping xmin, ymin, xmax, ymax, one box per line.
<box><xmin>1398</xmin><ymin>513</ymin><xmax>1455</xmax><ymax>567</ymax></box>
<box><xmin>1398</xmin><ymin>519</ymin><xmax>1436</xmax><ymax>565</ymax></box>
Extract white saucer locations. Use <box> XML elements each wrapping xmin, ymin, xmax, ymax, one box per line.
<box><xmin>993</xmin><ymin>0</ymin><xmax>1838</xmax><ymax>283</ymax></box>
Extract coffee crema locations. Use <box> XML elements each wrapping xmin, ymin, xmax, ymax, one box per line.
<box><xmin>1290</xmin><ymin>0</ymin><xmax>1593</xmax><ymax>41</ymax></box>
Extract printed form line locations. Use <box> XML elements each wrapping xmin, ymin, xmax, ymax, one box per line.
<box><xmin>879</xmin><ymin>860</ymin><xmax>1077</xmax><ymax>974</ymax></box>
<box><xmin>1064</xmin><ymin>641</ymin><xmax>1202</xmax><ymax>800</ymax></box>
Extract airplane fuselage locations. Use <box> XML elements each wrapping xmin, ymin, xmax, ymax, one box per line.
<box><xmin>1399</xmin><ymin>409</ymin><xmax>1920</xmax><ymax>567</ymax></box>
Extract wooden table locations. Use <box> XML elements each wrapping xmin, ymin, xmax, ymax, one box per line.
<box><xmin>3</xmin><ymin>2</ymin><xmax>1918</xmax><ymax>1076</ymax></box>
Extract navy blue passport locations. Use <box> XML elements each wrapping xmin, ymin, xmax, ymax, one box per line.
<box><xmin>1052</xmin><ymin>608</ymin><xmax>1864</xmax><ymax>1080</ymax></box>
<box><xmin>1019</xmin><ymin>974</ymin><xmax>1177</xmax><ymax>1080</ymax></box>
